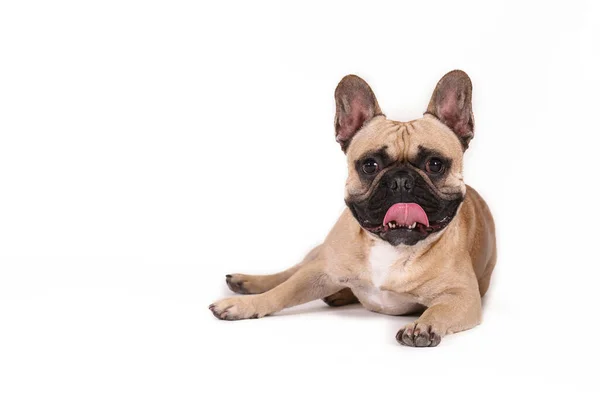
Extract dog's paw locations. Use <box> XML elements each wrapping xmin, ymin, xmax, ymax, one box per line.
<box><xmin>225</xmin><ymin>274</ymin><xmax>267</xmax><ymax>294</ymax></box>
<box><xmin>322</xmin><ymin>288</ymin><xmax>359</xmax><ymax>307</ymax></box>
<box><xmin>209</xmin><ymin>296</ymin><xmax>266</xmax><ymax>321</ymax></box>
<box><xmin>396</xmin><ymin>322</ymin><xmax>442</xmax><ymax>347</ymax></box>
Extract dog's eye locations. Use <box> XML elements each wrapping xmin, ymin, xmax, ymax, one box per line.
<box><xmin>426</xmin><ymin>158</ymin><xmax>445</xmax><ymax>174</ymax></box>
<box><xmin>362</xmin><ymin>159</ymin><xmax>379</xmax><ymax>175</ymax></box>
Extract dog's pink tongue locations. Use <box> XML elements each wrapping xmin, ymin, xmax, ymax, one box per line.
<box><xmin>383</xmin><ymin>203</ymin><xmax>429</xmax><ymax>227</ymax></box>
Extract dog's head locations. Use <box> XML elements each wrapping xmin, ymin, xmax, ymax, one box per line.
<box><xmin>337</xmin><ymin>71</ymin><xmax>474</xmax><ymax>246</ymax></box>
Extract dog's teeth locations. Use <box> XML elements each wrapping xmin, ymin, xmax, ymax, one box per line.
<box><xmin>409</xmin><ymin>223</ymin><xmax>416</xmax><ymax>229</ymax></box>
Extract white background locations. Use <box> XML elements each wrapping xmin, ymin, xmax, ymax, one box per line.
<box><xmin>1</xmin><ymin>1</ymin><xmax>599</xmax><ymax>399</ymax></box>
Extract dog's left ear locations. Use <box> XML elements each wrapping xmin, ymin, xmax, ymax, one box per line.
<box><xmin>426</xmin><ymin>70</ymin><xmax>474</xmax><ymax>150</ymax></box>
<box><xmin>334</xmin><ymin>75</ymin><xmax>382</xmax><ymax>152</ymax></box>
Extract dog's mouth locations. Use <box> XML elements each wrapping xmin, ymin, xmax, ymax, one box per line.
<box><xmin>361</xmin><ymin>202</ymin><xmax>453</xmax><ymax>235</ymax></box>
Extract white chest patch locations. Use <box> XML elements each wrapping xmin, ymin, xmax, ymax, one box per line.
<box><xmin>368</xmin><ymin>240</ymin><xmax>403</xmax><ymax>287</ymax></box>
<box><xmin>358</xmin><ymin>240</ymin><xmax>421</xmax><ymax>315</ymax></box>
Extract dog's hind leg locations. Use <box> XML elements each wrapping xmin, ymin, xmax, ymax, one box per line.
<box><xmin>225</xmin><ymin>245</ymin><xmax>322</xmax><ymax>294</ymax></box>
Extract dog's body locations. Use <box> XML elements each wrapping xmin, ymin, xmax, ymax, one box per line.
<box><xmin>210</xmin><ymin>71</ymin><xmax>496</xmax><ymax>347</ymax></box>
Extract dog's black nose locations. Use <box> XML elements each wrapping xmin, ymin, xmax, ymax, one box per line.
<box><xmin>389</xmin><ymin>172</ymin><xmax>414</xmax><ymax>192</ymax></box>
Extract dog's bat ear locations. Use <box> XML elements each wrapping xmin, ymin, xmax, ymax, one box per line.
<box><xmin>334</xmin><ymin>75</ymin><xmax>382</xmax><ymax>152</ymax></box>
<box><xmin>426</xmin><ymin>70</ymin><xmax>474</xmax><ymax>150</ymax></box>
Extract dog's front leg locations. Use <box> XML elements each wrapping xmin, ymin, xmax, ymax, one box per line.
<box><xmin>210</xmin><ymin>260</ymin><xmax>342</xmax><ymax>320</ymax></box>
<box><xmin>396</xmin><ymin>275</ymin><xmax>482</xmax><ymax>347</ymax></box>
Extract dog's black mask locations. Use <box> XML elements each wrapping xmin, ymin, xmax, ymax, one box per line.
<box><xmin>345</xmin><ymin>165</ymin><xmax>464</xmax><ymax>246</ymax></box>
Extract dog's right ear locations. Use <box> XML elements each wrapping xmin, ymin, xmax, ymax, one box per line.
<box><xmin>334</xmin><ymin>75</ymin><xmax>382</xmax><ymax>152</ymax></box>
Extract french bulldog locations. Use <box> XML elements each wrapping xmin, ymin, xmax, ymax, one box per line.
<box><xmin>209</xmin><ymin>70</ymin><xmax>496</xmax><ymax>347</ymax></box>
